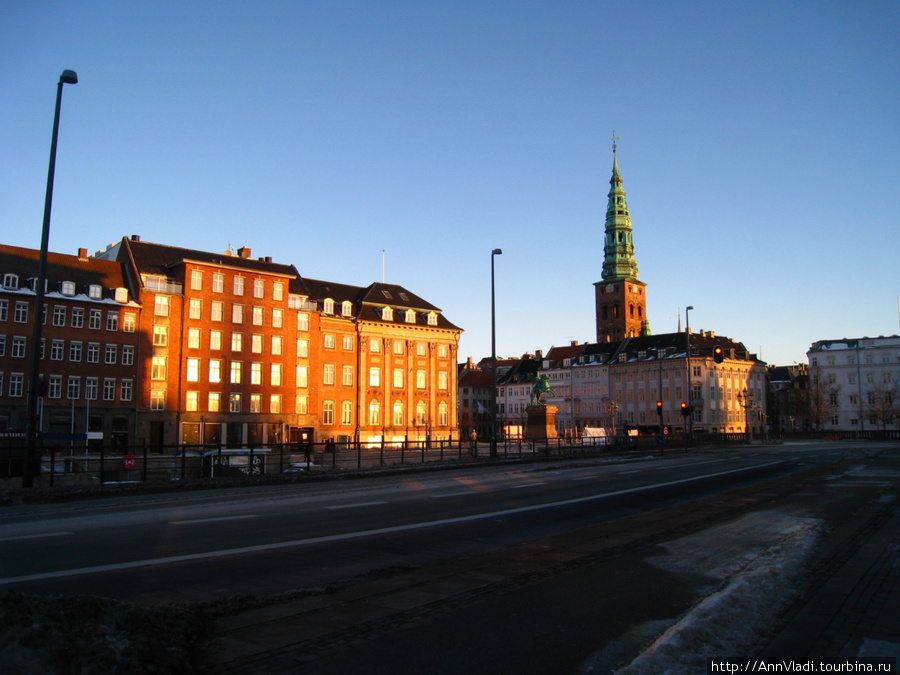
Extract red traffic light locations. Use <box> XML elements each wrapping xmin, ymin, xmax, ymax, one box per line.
<box><xmin>680</xmin><ymin>402</ymin><xmax>690</xmax><ymax>416</ymax></box>
<box><xmin>713</xmin><ymin>345</ymin><xmax>724</xmax><ymax>364</ymax></box>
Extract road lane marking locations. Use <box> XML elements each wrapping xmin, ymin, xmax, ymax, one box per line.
<box><xmin>171</xmin><ymin>515</ymin><xmax>259</xmax><ymax>526</ymax></box>
<box><xmin>431</xmin><ymin>492</ymin><xmax>475</xmax><ymax>498</ymax></box>
<box><xmin>0</xmin><ymin>532</ymin><xmax>73</xmax><ymax>542</ymax></box>
<box><xmin>0</xmin><ymin>460</ymin><xmax>787</xmax><ymax>586</ymax></box>
<box><xmin>325</xmin><ymin>501</ymin><xmax>386</xmax><ymax>510</ymax></box>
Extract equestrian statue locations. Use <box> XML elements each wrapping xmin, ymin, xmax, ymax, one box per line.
<box><xmin>530</xmin><ymin>374</ymin><xmax>557</xmax><ymax>406</ymax></box>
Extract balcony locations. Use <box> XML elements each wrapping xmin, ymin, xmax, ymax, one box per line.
<box><xmin>143</xmin><ymin>277</ymin><xmax>183</xmax><ymax>295</ymax></box>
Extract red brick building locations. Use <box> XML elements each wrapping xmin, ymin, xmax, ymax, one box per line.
<box><xmin>0</xmin><ymin>244</ymin><xmax>139</xmax><ymax>447</ymax></box>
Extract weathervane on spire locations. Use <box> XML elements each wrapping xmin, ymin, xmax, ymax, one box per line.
<box><xmin>612</xmin><ymin>130</ymin><xmax>619</xmax><ymax>154</ymax></box>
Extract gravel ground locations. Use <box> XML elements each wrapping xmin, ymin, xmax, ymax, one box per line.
<box><xmin>0</xmin><ymin>590</ymin><xmax>213</xmax><ymax>674</ymax></box>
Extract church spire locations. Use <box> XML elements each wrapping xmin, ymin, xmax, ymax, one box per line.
<box><xmin>601</xmin><ymin>138</ymin><xmax>639</xmax><ymax>281</ymax></box>
<box><xmin>594</xmin><ymin>135</ymin><xmax>647</xmax><ymax>343</ymax></box>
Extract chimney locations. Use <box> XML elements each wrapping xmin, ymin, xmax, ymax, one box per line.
<box><xmin>131</xmin><ymin>234</ymin><xmax>140</xmax><ymax>241</ymax></box>
<box><xmin>78</xmin><ymin>247</ymin><xmax>88</xmax><ymax>259</ymax></box>
<box><xmin>238</xmin><ymin>246</ymin><xmax>251</xmax><ymax>259</ymax></box>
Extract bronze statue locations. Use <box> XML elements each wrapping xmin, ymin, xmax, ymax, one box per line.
<box><xmin>530</xmin><ymin>374</ymin><xmax>557</xmax><ymax>406</ymax></box>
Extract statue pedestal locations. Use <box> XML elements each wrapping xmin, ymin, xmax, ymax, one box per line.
<box><xmin>525</xmin><ymin>405</ymin><xmax>558</xmax><ymax>440</ymax></box>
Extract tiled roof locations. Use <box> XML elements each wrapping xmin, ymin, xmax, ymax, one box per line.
<box><xmin>121</xmin><ymin>238</ymin><xmax>298</xmax><ymax>279</ymax></box>
<box><xmin>0</xmin><ymin>244</ymin><xmax>131</xmax><ymax>296</ymax></box>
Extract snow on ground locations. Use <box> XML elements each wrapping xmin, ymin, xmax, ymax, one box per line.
<box><xmin>578</xmin><ymin>511</ymin><xmax>824</xmax><ymax>675</ymax></box>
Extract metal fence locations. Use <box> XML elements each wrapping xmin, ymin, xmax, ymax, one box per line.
<box><xmin>2</xmin><ymin>429</ymin><xmax>897</xmax><ymax>489</ymax></box>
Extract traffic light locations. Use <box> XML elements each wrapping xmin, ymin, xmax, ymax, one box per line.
<box><xmin>680</xmin><ymin>402</ymin><xmax>690</xmax><ymax>417</ymax></box>
<box><xmin>656</xmin><ymin>400</ymin><xmax>663</xmax><ymax>415</ymax></box>
<box><xmin>713</xmin><ymin>345</ymin><xmax>724</xmax><ymax>364</ymax></box>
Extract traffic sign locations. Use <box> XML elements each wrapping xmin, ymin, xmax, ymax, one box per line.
<box><xmin>123</xmin><ymin>455</ymin><xmax>136</xmax><ymax>470</ymax></box>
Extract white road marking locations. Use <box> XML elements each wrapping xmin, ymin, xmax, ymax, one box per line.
<box><xmin>325</xmin><ymin>501</ymin><xmax>386</xmax><ymax>510</ymax></box>
<box><xmin>0</xmin><ymin>532</ymin><xmax>73</xmax><ymax>542</ymax></box>
<box><xmin>171</xmin><ymin>515</ymin><xmax>259</xmax><ymax>526</ymax></box>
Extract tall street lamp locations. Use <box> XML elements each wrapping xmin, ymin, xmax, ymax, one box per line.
<box><xmin>23</xmin><ymin>69</ymin><xmax>78</xmax><ymax>488</ymax></box>
<box><xmin>490</xmin><ymin>248</ymin><xmax>502</xmax><ymax>458</ymax></box>
<box><xmin>685</xmin><ymin>305</ymin><xmax>694</xmax><ymax>438</ymax></box>
<box><xmin>737</xmin><ymin>388</ymin><xmax>754</xmax><ymax>445</ymax></box>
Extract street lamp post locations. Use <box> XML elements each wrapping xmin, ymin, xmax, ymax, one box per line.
<box><xmin>685</xmin><ymin>305</ymin><xmax>694</xmax><ymax>439</ymax></box>
<box><xmin>23</xmin><ymin>70</ymin><xmax>78</xmax><ymax>488</ymax></box>
<box><xmin>607</xmin><ymin>401</ymin><xmax>618</xmax><ymax>442</ymax></box>
<box><xmin>490</xmin><ymin>248</ymin><xmax>502</xmax><ymax>458</ymax></box>
<box><xmin>737</xmin><ymin>388</ymin><xmax>754</xmax><ymax>445</ymax></box>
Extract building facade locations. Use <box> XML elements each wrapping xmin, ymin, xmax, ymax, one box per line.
<box><xmin>0</xmin><ymin>245</ymin><xmax>140</xmax><ymax>448</ymax></box>
<box><xmin>807</xmin><ymin>336</ymin><xmax>900</xmax><ymax>431</ymax></box>
<box><xmin>0</xmin><ymin>236</ymin><xmax>462</xmax><ymax>451</ymax></box>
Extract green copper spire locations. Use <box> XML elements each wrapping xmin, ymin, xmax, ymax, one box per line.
<box><xmin>601</xmin><ymin>146</ymin><xmax>639</xmax><ymax>281</ymax></box>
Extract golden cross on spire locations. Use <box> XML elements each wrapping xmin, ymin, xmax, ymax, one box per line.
<box><xmin>612</xmin><ymin>130</ymin><xmax>619</xmax><ymax>154</ymax></box>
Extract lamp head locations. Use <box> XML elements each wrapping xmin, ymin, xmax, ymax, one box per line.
<box><xmin>686</xmin><ymin>305</ymin><xmax>694</xmax><ymax>311</ymax></box>
<box><xmin>60</xmin><ymin>70</ymin><xmax>78</xmax><ymax>85</ymax></box>
<box><xmin>492</xmin><ymin>248</ymin><xmax>502</xmax><ymax>255</ymax></box>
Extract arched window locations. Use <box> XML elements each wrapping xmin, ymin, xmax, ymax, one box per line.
<box><xmin>629</xmin><ymin>304</ymin><xmax>634</xmax><ymax>319</ymax></box>
<box><xmin>437</xmin><ymin>402</ymin><xmax>449</xmax><ymax>426</ymax></box>
<box><xmin>602</xmin><ymin>306</ymin><xmax>608</xmax><ymax>320</ymax></box>
<box><xmin>368</xmin><ymin>399</ymin><xmax>381</xmax><ymax>426</ymax></box>
<box><xmin>392</xmin><ymin>400</ymin><xmax>404</xmax><ymax>426</ymax></box>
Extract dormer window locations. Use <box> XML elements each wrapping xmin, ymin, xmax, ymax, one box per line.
<box><xmin>381</xmin><ymin>306</ymin><xmax>393</xmax><ymax>321</ymax></box>
<box><xmin>341</xmin><ymin>301</ymin><xmax>353</xmax><ymax>317</ymax></box>
<box><xmin>61</xmin><ymin>281</ymin><xmax>76</xmax><ymax>296</ymax></box>
<box><xmin>405</xmin><ymin>309</ymin><xmax>416</xmax><ymax>323</ymax></box>
<box><xmin>427</xmin><ymin>312</ymin><xmax>437</xmax><ymax>326</ymax></box>
<box><xmin>114</xmin><ymin>287</ymin><xmax>128</xmax><ymax>303</ymax></box>
<box><xmin>382</xmin><ymin>289</ymin><xmax>393</xmax><ymax>299</ymax></box>
<box><xmin>88</xmin><ymin>284</ymin><xmax>102</xmax><ymax>300</ymax></box>
<box><xmin>323</xmin><ymin>298</ymin><xmax>334</xmax><ymax>314</ymax></box>
<box><xmin>3</xmin><ymin>273</ymin><xmax>18</xmax><ymax>289</ymax></box>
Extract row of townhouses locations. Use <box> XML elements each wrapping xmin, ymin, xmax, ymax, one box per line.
<box><xmin>0</xmin><ymin>237</ymin><xmax>462</xmax><ymax>450</ymax></box>
<box><xmin>480</xmin><ymin>331</ymin><xmax>767</xmax><ymax>440</ymax></box>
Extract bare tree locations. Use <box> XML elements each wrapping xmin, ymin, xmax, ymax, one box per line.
<box><xmin>807</xmin><ymin>367</ymin><xmax>840</xmax><ymax>431</ymax></box>
<box><xmin>863</xmin><ymin>377</ymin><xmax>900</xmax><ymax>431</ymax></box>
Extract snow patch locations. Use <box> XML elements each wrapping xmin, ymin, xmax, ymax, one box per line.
<box><xmin>614</xmin><ymin>512</ymin><xmax>823</xmax><ymax>674</ymax></box>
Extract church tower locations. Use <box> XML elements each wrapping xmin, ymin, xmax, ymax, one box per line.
<box><xmin>594</xmin><ymin>141</ymin><xmax>648</xmax><ymax>342</ymax></box>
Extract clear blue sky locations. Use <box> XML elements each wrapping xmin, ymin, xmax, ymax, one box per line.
<box><xmin>2</xmin><ymin>1</ymin><xmax>898</xmax><ymax>367</ymax></box>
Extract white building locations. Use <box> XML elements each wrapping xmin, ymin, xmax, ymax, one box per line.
<box><xmin>807</xmin><ymin>336</ymin><xmax>900</xmax><ymax>431</ymax></box>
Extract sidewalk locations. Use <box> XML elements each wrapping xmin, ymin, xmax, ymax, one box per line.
<box><xmin>760</xmin><ymin>491</ymin><xmax>900</xmax><ymax>662</ymax></box>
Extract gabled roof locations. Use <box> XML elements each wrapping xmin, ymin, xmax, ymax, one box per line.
<box><xmin>0</xmin><ymin>244</ymin><xmax>132</xmax><ymax>300</ymax></box>
<box><xmin>301</xmin><ymin>279</ymin><xmax>460</xmax><ymax>331</ymax></box>
<box><xmin>111</xmin><ymin>238</ymin><xmax>299</xmax><ymax>281</ymax></box>
<box><xmin>458</xmin><ymin>368</ymin><xmax>492</xmax><ymax>388</ymax></box>
<box><xmin>543</xmin><ymin>343</ymin><xmax>586</xmax><ymax>368</ymax></box>
<box><xmin>497</xmin><ymin>355</ymin><xmax>542</xmax><ymax>385</ymax></box>
<box><xmin>300</xmin><ymin>277</ymin><xmax>364</xmax><ymax>305</ymax></box>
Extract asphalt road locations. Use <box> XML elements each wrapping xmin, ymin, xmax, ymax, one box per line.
<box><xmin>0</xmin><ymin>442</ymin><xmax>856</xmax><ymax>605</ymax></box>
